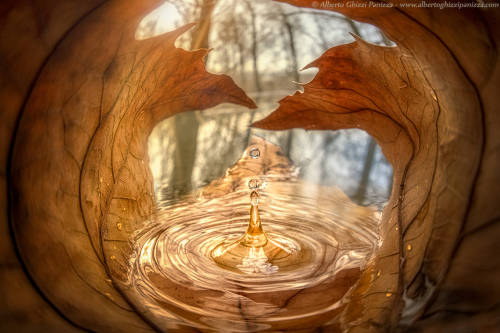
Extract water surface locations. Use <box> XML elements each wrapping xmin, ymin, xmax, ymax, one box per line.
<box><xmin>124</xmin><ymin>139</ymin><xmax>381</xmax><ymax>332</ymax></box>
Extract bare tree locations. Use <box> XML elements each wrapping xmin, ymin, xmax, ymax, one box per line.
<box><xmin>145</xmin><ymin>1</ymin><xmax>393</xmax><ymax>202</ymax></box>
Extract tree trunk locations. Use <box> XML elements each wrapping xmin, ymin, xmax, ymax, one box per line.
<box><xmin>282</xmin><ymin>13</ymin><xmax>300</xmax><ymax>83</ymax></box>
<box><xmin>170</xmin><ymin>0</ymin><xmax>216</xmax><ymax>196</ymax></box>
<box><xmin>354</xmin><ymin>137</ymin><xmax>377</xmax><ymax>203</ymax></box>
<box><xmin>170</xmin><ymin>113</ymin><xmax>199</xmax><ymax>196</ymax></box>
<box><xmin>191</xmin><ymin>0</ymin><xmax>216</xmax><ymax>50</ymax></box>
<box><xmin>244</xmin><ymin>0</ymin><xmax>262</xmax><ymax>92</ymax></box>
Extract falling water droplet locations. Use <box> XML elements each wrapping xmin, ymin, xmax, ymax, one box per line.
<box><xmin>407</xmin><ymin>244</ymin><xmax>412</xmax><ymax>251</ymax></box>
<box><xmin>248</xmin><ymin>178</ymin><xmax>260</xmax><ymax>190</ymax></box>
<box><xmin>249</xmin><ymin>147</ymin><xmax>260</xmax><ymax>159</ymax></box>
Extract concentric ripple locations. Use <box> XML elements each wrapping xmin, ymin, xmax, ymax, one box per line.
<box><xmin>123</xmin><ymin>180</ymin><xmax>380</xmax><ymax>332</ymax></box>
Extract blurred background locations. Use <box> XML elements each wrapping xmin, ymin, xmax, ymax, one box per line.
<box><xmin>138</xmin><ymin>0</ymin><xmax>394</xmax><ymax>207</ymax></box>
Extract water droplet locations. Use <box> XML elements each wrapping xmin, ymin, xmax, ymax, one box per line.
<box><xmin>99</xmin><ymin>177</ymin><xmax>103</xmax><ymax>183</ymax></box>
<box><xmin>122</xmin><ymin>207</ymin><xmax>126</xmax><ymax>212</ymax></box>
<box><xmin>395</xmin><ymin>226</ymin><xmax>399</xmax><ymax>231</ymax></box>
<box><xmin>248</xmin><ymin>178</ymin><xmax>260</xmax><ymax>190</ymax></box>
<box><xmin>407</xmin><ymin>244</ymin><xmax>412</xmax><ymax>251</ymax></box>
<box><xmin>116</xmin><ymin>223</ymin><xmax>123</xmax><ymax>231</ymax></box>
<box><xmin>386</xmin><ymin>292</ymin><xmax>392</xmax><ymax>297</ymax></box>
<box><xmin>376</xmin><ymin>270</ymin><xmax>381</xmax><ymax>277</ymax></box>
<box><xmin>249</xmin><ymin>148</ymin><xmax>260</xmax><ymax>159</ymax></box>
<box><xmin>110</xmin><ymin>255</ymin><xmax>116</xmax><ymax>260</ymax></box>
<box><xmin>431</xmin><ymin>90</ymin><xmax>437</xmax><ymax>101</ymax></box>
<box><xmin>250</xmin><ymin>191</ymin><xmax>259</xmax><ymax>206</ymax></box>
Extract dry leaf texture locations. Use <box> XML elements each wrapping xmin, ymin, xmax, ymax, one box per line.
<box><xmin>0</xmin><ymin>0</ymin><xmax>499</xmax><ymax>332</ymax></box>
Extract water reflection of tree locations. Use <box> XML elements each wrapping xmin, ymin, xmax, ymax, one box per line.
<box><xmin>142</xmin><ymin>0</ymin><xmax>393</xmax><ymax>206</ymax></box>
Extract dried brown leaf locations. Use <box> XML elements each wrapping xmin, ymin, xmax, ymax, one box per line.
<box><xmin>255</xmin><ymin>1</ymin><xmax>499</xmax><ymax>331</ymax></box>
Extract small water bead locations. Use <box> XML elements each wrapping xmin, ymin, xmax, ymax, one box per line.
<box><xmin>431</xmin><ymin>89</ymin><xmax>437</xmax><ymax>101</ymax></box>
<box><xmin>249</xmin><ymin>147</ymin><xmax>260</xmax><ymax>159</ymax></box>
<box><xmin>248</xmin><ymin>178</ymin><xmax>261</xmax><ymax>190</ymax></box>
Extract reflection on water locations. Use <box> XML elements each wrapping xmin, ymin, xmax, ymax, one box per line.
<box><xmin>124</xmin><ymin>139</ymin><xmax>381</xmax><ymax>332</ymax></box>
<box><xmin>148</xmin><ymin>91</ymin><xmax>393</xmax><ymax>208</ymax></box>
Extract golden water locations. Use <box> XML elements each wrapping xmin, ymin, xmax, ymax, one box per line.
<box><xmin>124</xmin><ymin>138</ymin><xmax>380</xmax><ymax>332</ymax></box>
<box><xmin>210</xmin><ymin>190</ymin><xmax>308</xmax><ymax>275</ymax></box>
